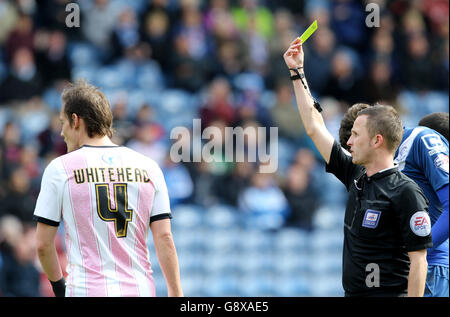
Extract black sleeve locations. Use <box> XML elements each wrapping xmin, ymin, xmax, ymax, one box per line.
<box><xmin>325</xmin><ymin>140</ymin><xmax>361</xmax><ymax>190</ymax></box>
<box><xmin>395</xmin><ymin>182</ymin><xmax>433</xmax><ymax>252</ymax></box>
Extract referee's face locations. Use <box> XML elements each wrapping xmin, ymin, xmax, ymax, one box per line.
<box><xmin>347</xmin><ymin>115</ymin><xmax>373</xmax><ymax>166</ymax></box>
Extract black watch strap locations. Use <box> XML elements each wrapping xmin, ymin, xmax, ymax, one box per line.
<box><xmin>289</xmin><ymin>67</ymin><xmax>304</xmax><ymax>81</ymax></box>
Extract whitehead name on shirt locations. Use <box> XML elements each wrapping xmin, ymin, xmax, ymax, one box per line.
<box><xmin>73</xmin><ymin>167</ymin><xmax>151</xmax><ymax>184</ymax></box>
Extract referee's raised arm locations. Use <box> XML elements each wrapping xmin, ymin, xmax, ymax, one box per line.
<box><xmin>283</xmin><ymin>38</ymin><xmax>334</xmax><ymax>163</ymax></box>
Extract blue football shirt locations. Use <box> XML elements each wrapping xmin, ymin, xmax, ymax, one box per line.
<box><xmin>395</xmin><ymin>127</ymin><xmax>449</xmax><ymax>266</ymax></box>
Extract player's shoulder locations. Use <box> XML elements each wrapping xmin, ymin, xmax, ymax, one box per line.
<box><xmin>44</xmin><ymin>155</ymin><xmax>65</xmax><ymax>172</ymax></box>
<box><xmin>413</xmin><ymin>126</ymin><xmax>448</xmax><ymax>145</ymax></box>
<box><xmin>402</xmin><ymin>126</ymin><xmax>448</xmax><ymax>153</ymax></box>
<box><xmin>41</xmin><ymin>155</ymin><xmax>68</xmax><ymax>183</ymax></box>
<box><xmin>120</xmin><ymin>146</ymin><xmax>162</xmax><ymax>170</ymax></box>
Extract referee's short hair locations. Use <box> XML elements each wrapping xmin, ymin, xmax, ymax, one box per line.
<box><xmin>418</xmin><ymin>112</ymin><xmax>449</xmax><ymax>141</ymax></box>
<box><xmin>61</xmin><ymin>79</ymin><xmax>114</xmax><ymax>138</ymax></box>
<box><xmin>357</xmin><ymin>104</ymin><xmax>403</xmax><ymax>154</ymax></box>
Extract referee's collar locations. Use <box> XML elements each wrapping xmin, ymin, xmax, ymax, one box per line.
<box><xmin>367</xmin><ymin>165</ymin><xmax>398</xmax><ymax>180</ymax></box>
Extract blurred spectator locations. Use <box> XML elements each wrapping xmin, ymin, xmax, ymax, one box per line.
<box><xmin>35</xmin><ymin>30</ymin><xmax>71</xmax><ymax>87</ymax></box>
<box><xmin>126</xmin><ymin>121</ymin><xmax>167</xmax><ymax>166</ymax></box>
<box><xmin>282</xmin><ymin>164</ymin><xmax>319</xmax><ymax>231</ymax></box>
<box><xmin>0</xmin><ymin>217</ymin><xmax>40</xmax><ymax>297</ymax></box>
<box><xmin>214</xmin><ymin>39</ymin><xmax>245</xmax><ymax>78</ymax></box>
<box><xmin>169</xmin><ymin>33</ymin><xmax>207</xmax><ymax>92</ymax></box>
<box><xmin>358</xmin><ymin>58</ymin><xmax>399</xmax><ymax>105</ymax></box>
<box><xmin>162</xmin><ymin>153</ymin><xmax>194</xmax><ymax>207</ymax></box>
<box><xmin>231</xmin><ymin>0</ymin><xmax>274</xmax><ymax>40</ymax></box>
<box><xmin>267</xmin><ymin>26</ymin><xmax>296</xmax><ymax>89</ymax></box>
<box><xmin>19</xmin><ymin>144</ymin><xmax>41</xmax><ymax>188</ymax></box>
<box><xmin>173</xmin><ymin>6</ymin><xmax>209</xmax><ymax>61</ymax></box>
<box><xmin>0</xmin><ymin>47</ymin><xmax>43</xmax><ymax>103</ymax></box>
<box><xmin>81</xmin><ymin>0</ymin><xmax>119</xmax><ymax>52</ymax></box>
<box><xmin>199</xmin><ymin>77</ymin><xmax>236</xmax><ymax>128</ymax></box>
<box><xmin>35</xmin><ymin>0</ymin><xmax>74</xmax><ymax>31</ymax></box>
<box><xmin>218</xmin><ymin>161</ymin><xmax>255</xmax><ymax>206</ymax></box>
<box><xmin>140</xmin><ymin>10</ymin><xmax>172</xmax><ymax>69</ymax></box>
<box><xmin>0</xmin><ymin>147</ymin><xmax>4</xmax><ymax>192</ymax></box>
<box><xmin>269</xmin><ymin>79</ymin><xmax>306</xmax><ymax>142</ymax></box>
<box><xmin>322</xmin><ymin>49</ymin><xmax>362</xmax><ymax>106</ymax></box>
<box><xmin>205</xmin><ymin>0</ymin><xmax>239</xmax><ymax>45</ymax></box>
<box><xmin>0</xmin><ymin>121</ymin><xmax>22</xmax><ymax>171</ymax></box>
<box><xmin>234</xmin><ymin>87</ymin><xmax>272</xmax><ymax>129</ymax></box>
<box><xmin>134</xmin><ymin>103</ymin><xmax>157</xmax><ymax>126</ymax></box>
<box><xmin>110</xmin><ymin>8</ymin><xmax>141</xmax><ymax>61</ymax></box>
<box><xmin>238</xmin><ymin>170</ymin><xmax>290</xmax><ymax>230</ymax></box>
<box><xmin>0</xmin><ymin>0</ymin><xmax>19</xmax><ymax>46</ymax></box>
<box><xmin>433</xmin><ymin>38</ymin><xmax>449</xmax><ymax>91</ymax></box>
<box><xmin>4</xmin><ymin>14</ymin><xmax>34</xmax><ymax>62</ymax></box>
<box><xmin>0</xmin><ymin>165</ymin><xmax>36</xmax><ymax>223</ymax></box>
<box><xmin>422</xmin><ymin>0</ymin><xmax>449</xmax><ymax>37</ymax></box>
<box><xmin>110</xmin><ymin>93</ymin><xmax>136</xmax><ymax>145</ymax></box>
<box><xmin>37</xmin><ymin>112</ymin><xmax>67</xmax><ymax>159</ymax></box>
<box><xmin>365</xmin><ymin>29</ymin><xmax>397</xmax><ymax>80</ymax></box>
<box><xmin>401</xmin><ymin>32</ymin><xmax>434</xmax><ymax>91</ymax></box>
<box><xmin>190</xmin><ymin>161</ymin><xmax>220</xmax><ymax>207</ymax></box>
<box><xmin>330</xmin><ymin>0</ymin><xmax>368</xmax><ymax>53</ymax></box>
<box><xmin>305</xmin><ymin>27</ymin><xmax>336</xmax><ymax>94</ymax></box>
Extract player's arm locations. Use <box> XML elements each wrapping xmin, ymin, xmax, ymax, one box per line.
<box><xmin>150</xmin><ymin>219</ymin><xmax>183</xmax><ymax>297</ymax></box>
<box><xmin>33</xmin><ymin>159</ymin><xmax>66</xmax><ymax>296</ymax></box>
<box><xmin>36</xmin><ymin>222</ymin><xmax>65</xmax><ymax>296</ymax></box>
<box><xmin>283</xmin><ymin>38</ymin><xmax>334</xmax><ymax>163</ymax></box>
<box><xmin>407</xmin><ymin>249</ymin><xmax>428</xmax><ymax>297</ymax></box>
<box><xmin>431</xmin><ymin>185</ymin><xmax>449</xmax><ymax>249</ymax></box>
<box><xmin>414</xmin><ymin>133</ymin><xmax>449</xmax><ymax>249</ymax></box>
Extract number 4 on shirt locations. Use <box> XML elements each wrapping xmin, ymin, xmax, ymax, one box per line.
<box><xmin>95</xmin><ymin>183</ymin><xmax>133</xmax><ymax>238</ymax></box>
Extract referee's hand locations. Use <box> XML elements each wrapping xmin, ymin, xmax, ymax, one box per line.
<box><xmin>50</xmin><ymin>277</ymin><xmax>66</xmax><ymax>297</ymax></box>
<box><xmin>283</xmin><ymin>38</ymin><xmax>304</xmax><ymax>69</ymax></box>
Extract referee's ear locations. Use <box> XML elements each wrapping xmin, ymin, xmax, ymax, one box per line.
<box><xmin>372</xmin><ymin>134</ymin><xmax>384</xmax><ymax>149</ymax></box>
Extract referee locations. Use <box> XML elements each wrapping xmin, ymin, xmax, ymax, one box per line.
<box><xmin>283</xmin><ymin>39</ymin><xmax>432</xmax><ymax>296</ymax></box>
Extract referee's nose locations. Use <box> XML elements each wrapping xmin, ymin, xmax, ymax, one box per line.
<box><xmin>347</xmin><ymin>135</ymin><xmax>353</xmax><ymax>148</ymax></box>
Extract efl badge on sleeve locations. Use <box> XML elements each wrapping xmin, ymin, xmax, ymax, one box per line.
<box><xmin>362</xmin><ymin>209</ymin><xmax>381</xmax><ymax>229</ymax></box>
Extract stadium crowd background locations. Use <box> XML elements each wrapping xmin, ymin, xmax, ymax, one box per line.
<box><xmin>0</xmin><ymin>0</ymin><xmax>448</xmax><ymax>297</ymax></box>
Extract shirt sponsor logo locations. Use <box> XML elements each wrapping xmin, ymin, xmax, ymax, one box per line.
<box><xmin>410</xmin><ymin>211</ymin><xmax>431</xmax><ymax>237</ymax></box>
<box><xmin>102</xmin><ymin>153</ymin><xmax>120</xmax><ymax>166</ymax></box>
<box><xmin>434</xmin><ymin>153</ymin><xmax>449</xmax><ymax>174</ymax></box>
<box><xmin>362</xmin><ymin>209</ymin><xmax>381</xmax><ymax>229</ymax></box>
<box><xmin>421</xmin><ymin>134</ymin><xmax>447</xmax><ymax>156</ymax></box>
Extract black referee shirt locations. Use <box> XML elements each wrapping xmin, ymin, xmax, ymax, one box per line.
<box><xmin>326</xmin><ymin>141</ymin><xmax>433</xmax><ymax>297</ymax></box>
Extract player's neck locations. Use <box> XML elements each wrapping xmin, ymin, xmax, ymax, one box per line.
<box><xmin>79</xmin><ymin>135</ymin><xmax>116</xmax><ymax>148</ymax></box>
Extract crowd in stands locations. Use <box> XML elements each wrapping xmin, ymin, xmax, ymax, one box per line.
<box><xmin>0</xmin><ymin>0</ymin><xmax>448</xmax><ymax>296</ymax></box>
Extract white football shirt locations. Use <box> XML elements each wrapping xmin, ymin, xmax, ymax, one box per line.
<box><xmin>34</xmin><ymin>145</ymin><xmax>172</xmax><ymax>297</ymax></box>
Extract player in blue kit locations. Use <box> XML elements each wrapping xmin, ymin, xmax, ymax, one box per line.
<box><xmin>339</xmin><ymin>106</ymin><xmax>449</xmax><ymax>297</ymax></box>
